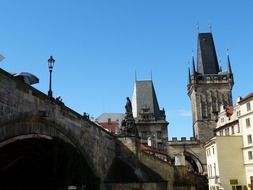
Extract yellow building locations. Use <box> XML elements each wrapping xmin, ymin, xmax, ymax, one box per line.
<box><xmin>205</xmin><ymin>136</ymin><xmax>247</xmax><ymax>190</ymax></box>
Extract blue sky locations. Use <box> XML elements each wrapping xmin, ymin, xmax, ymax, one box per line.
<box><xmin>1</xmin><ymin>0</ymin><xmax>253</xmax><ymax>139</ymax></box>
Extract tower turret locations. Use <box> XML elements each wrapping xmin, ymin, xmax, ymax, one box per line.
<box><xmin>227</xmin><ymin>53</ymin><xmax>232</xmax><ymax>74</ymax></box>
<box><xmin>192</xmin><ymin>55</ymin><xmax>196</xmax><ymax>75</ymax></box>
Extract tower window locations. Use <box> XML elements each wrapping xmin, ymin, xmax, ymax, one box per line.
<box><xmin>141</xmin><ymin>131</ymin><xmax>147</xmax><ymax>140</ymax></box>
<box><xmin>156</xmin><ymin>131</ymin><xmax>162</xmax><ymax>139</ymax></box>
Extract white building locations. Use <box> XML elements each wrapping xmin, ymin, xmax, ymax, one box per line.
<box><xmin>205</xmin><ymin>93</ymin><xmax>253</xmax><ymax>190</ymax></box>
<box><xmin>238</xmin><ymin>93</ymin><xmax>253</xmax><ymax>187</ymax></box>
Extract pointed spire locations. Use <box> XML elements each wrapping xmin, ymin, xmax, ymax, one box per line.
<box><xmin>196</xmin><ymin>22</ymin><xmax>200</xmax><ymax>33</ymax></box>
<box><xmin>192</xmin><ymin>52</ymin><xmax>196</xmax><ymax>75</ymax></box>
<box><xmin>227</xmin><ymin>49</ymin><xmax>232</xmax><ymax>74</ymax></box>
<box><xmin>188</xmin><ymin>67</ymin><xmax>191</xmax><ymax>84</ymax></box>
<box><xmin>208</xmin><ymin>23</ymin><xmax>212</xmax><ymax>33</ymax></box>
<box><xmin>197</xmin><ymin>33</ymin><xmax>219</xmax><ymax>74</ymax></box>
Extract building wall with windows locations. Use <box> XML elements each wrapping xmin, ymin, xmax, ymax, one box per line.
<box><xmin>205</xmin><ymin>136</ymin><xmax>246</xmax><ymax>190</ymax></box>
<box><xmin>238</xmin><ymin>94</ymin><xmax>253</xmax><ymax>186</ymax></box>
<box><xmin>215</xmin><ymin>104</ymin><xmax>240</xmax><ymax>137</ymax></box>
<box><xmin>205</xmin><ymin>93</ymin><xmax>253</xmax><ymax>189</ymax></box>
<box><xmin>205</xmin><ymin>141</ymin><xmax>220</xmax><ymax>188</ymax></box>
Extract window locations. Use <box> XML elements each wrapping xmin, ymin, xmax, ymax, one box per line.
<box><xmin>141</xmin><ymin>131</ymin><xmax>147</xmax><ymax>140</ymax></box>
<box><xmin>219</xmin><ymin>130</ymin><xmax>224</xmax><ymax>136</ymax></box>
<box><xmin>248</xmin><ymin>135</ymin><xmax>252</xmax><ymax>144</ymax></box>
<box><xmin>213</xmin><ymin>163</ymin><xmax>216</xmax><ymax>176</ymax></box>
<box><xmin>248</xmin><ymin>151</ymin><xmax>253</xmax><ymax>160</ymax></box>
<box><xmin>237</xmin><ymin>125</ymin><xmax>241</xmax><ymax>133</ymax></box>
<box><xmin>156</xmin><ymin>131</ymin><xmax>162</xmax><ymax>139</ymax></box>
<box><xmin>225</xmin><ymin>128</ymin><xmax>230</xmax><ymax>136</ymax></box>
<box><xmin>209</xmin><ymin>165</ymin><xmax>213</xmax><ymax>177</ymax></box>
<box><xmin>221</xmin><ymin>117</ymin><xmax>224</xmax><ymax>123</ymax></box>
<box><xmin>237</xmin><ymin>111</ymin><xmax>241</xmax><ymax>117</ymax></box>
<box><xmin>231</xmin><ymin>126</ymin><xmax>235</xmax><ymax>134</ymax></box>
<box><xmin>247</xmin><ymin>102</ymin><xmax>251</xmax><ymax>111</ymax></box>
<box><xmin>212</xmin><ymin>146</ymin><xmax>215</xmax><ymax>155</ymax></box>
<box><xmin>206</xmin><ymin>149</ymin><xmax>211</xmax><ymax>157</ymax></box>
<box><xmin>208</xmin><ymin>165</ymin><xmax>212</xmax><ymax>177</ymax></box>
<box><xmin>246</xmin><ymin>118</ymin><xmax>251</xmax><ymax>127</ymax></box>
<box><xmin>157</xmin><ymin>143</ymin><xmax>163</xmax><ymax>150</ymax></box>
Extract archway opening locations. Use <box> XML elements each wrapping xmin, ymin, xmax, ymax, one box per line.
<box><xmin>183</xmin><ymin>151</ymin><xmax>203</xmax><ymax>174</ymax></box>
<box><xmin>0</xmin><ymin>137</ymin><xmax>99</xmax><ymax>190</ymax></box>
<box><xmin>185</xmin><ymin>154</ymin><xmax>199</xmax><ymax>173</ymax></box>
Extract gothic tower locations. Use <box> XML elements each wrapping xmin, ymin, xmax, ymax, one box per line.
<box><xmin>187</xmin><ymin>32</ymin><xmax>234</xmax><ymax>143</ymax></box>
<box><xmin>132</xmin><ymin>80</ymin><xmax>168</xmax><ymax>150</ymax></box>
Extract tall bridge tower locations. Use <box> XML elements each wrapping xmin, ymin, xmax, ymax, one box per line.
<box><xmin>187</xmin><ymin>32</ymin><xmax>234</xmax><ymax>143</ymax></box>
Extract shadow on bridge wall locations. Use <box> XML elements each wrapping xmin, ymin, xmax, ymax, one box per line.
<box><xmin>104</xmin><ymin>136</ymin><xmax>168</xmax><ymax>190</ymax></box>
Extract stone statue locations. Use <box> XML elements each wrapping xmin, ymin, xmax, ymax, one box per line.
<box><xmin>125</xmin><ymin>97</ymin><xmax>132</xmax><ymax>117</ymax></box>
<box><xmin>120</xmin><ymin>97</ymin><xmax>138</xmax><ymax>137</ymax></box>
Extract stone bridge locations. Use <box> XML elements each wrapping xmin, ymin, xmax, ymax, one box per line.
<box><xmin>0</xmin><ymin>69</ymin><xmax>172</xmax><ymax>190</ymax></box>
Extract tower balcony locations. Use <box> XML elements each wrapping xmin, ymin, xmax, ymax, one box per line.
<box><xmin>190</xmin><ymin>73</ymin><xmax>233</xmax><ymax>85</ymax></box>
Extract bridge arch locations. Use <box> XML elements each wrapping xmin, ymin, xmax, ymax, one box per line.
<box><xmin>184</xmin><ymin>151</ymin><xmax>204</xmax><ymax>174</ymax></box>
<box><xmin>0</xmin><ymin>116</ymin><xmax>100</xmax><ymax>190</ymax></box>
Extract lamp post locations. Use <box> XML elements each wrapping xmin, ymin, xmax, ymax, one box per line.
<box><xmin>48</xmin><ymin>55</ymin><xmax>55</xmax><ymax>98</ymax></box>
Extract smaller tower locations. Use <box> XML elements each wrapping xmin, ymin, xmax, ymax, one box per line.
<box><xmin>187</xmin><ymin>32</ymin><xmax>234</xmax><ymax>143</ymax></box>
<box><xmin>132</xmin><ymin>80</ymin><xmax>168</xmax><ymax>150</ymax></box>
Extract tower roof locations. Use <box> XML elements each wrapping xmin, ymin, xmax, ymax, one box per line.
<box><xmin>132</xmin><ymin>80</ymin><xmax>161</xmax><ymax>119</ymax></box>
<box><xmin>197</xmin><ymin>33</ymin><xmax>219</xmax><ymax>74</ymax></box>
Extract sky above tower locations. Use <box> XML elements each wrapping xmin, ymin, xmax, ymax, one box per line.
<box><xmin>0</xmin><ymin>0</ymin><xmax>253</xmax><ymax>139</ymax></box>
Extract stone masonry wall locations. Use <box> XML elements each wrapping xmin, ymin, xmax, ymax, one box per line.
<box><xmin>0</xmin><ymin>69</ymin><xmax>116</xmax><ymax>181</ymax></box>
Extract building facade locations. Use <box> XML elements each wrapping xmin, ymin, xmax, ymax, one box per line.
<box><xmin>238</xmin><ymin>93</ymin><xmax>253</xmax><ymax>187</ymax></box>
<box><xmin>205</xmin><ymin>93</ymin><xmax>253</xmax><ymax>189</ymax></box>
<box><xmin>205</xmin><ymin>136</ymin><xmax>246</xmax><ymax>190</ymax></box>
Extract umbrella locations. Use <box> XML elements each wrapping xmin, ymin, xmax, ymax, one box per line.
<box><xmin>13</xmin><ymin>72</ymin><xmax>39</xmax><ymax>85</ymax></box>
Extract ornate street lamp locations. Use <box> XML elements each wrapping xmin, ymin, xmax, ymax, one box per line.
<box><xmin>48</xmin><ymin>55</ymin><xmax>55</xmax><ymax>98</ymax></box>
